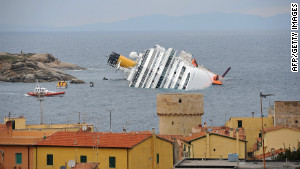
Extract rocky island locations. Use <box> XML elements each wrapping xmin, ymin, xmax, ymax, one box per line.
<box><xmin>0</xmin><ymin>52</ymin><xmax>85</xmax><ymax>83</ymax></box>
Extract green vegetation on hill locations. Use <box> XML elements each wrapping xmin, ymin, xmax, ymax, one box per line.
<box><xmin>0</xmin><ymin>55</ymin><xmax>20</xmax><ymax>62</ymax></box>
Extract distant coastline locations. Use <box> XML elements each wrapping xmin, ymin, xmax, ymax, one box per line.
<box><xmin>0</xmin><ymin>52</ymin><xmax>85</xmax><ymax>83</ymax></box>
<box><xmin>0</xmin><ymin>13</ymin><xmax>290</xmax><ymax>32</ymax></box>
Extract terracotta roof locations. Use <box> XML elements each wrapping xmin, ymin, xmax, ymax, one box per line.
<box><xmin>0</xmin><ymin>124</ymin><xmax>7</xmax><ymax>134</ymax></box>
<box><xmin>192</xmin><ymin>126</ymin><xmax>246</xmax><ymax>140</ymax></box>
<box><xmin>181</xmin><ymin>132</ymin><xmax>207</xmax><ymax>142</ymax></box>
<box><xmin>255</xmin><ymin>148</ymin><xmax>285</xmax><ymax>160</ymax></box>
<box><xmin>36</xmin><ymin>131</ymin><xmax>152</xmax><ymax>148</ymax></box>
<box><xmin>12</xmin><ymin>130</ymin><xmax>55</xmax><ymax>138</ymax></box>
<box><xmin>157</xmin><ymin>134</ymin><xmax>183</xmax><ymax>143</ymax></box>
<box><xmin>264</xmin><ymin>126</ymin><xmax>300</xmax><ymax>133</ymax></box>
<box><xmin>73</xmin><ymin>162</ymin><xmax>99</xmax><ymax>169</ymax></box>
<box><xmin>128</xmin><ymin>131</ymin><xmax>152</xmax><ymax>134</ymax></box>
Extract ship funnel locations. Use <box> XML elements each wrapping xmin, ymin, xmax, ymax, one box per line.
<box><xmin>108</xmin><ymin>52</ymin><xmax>137</xmax><ymax>68</ymax></box>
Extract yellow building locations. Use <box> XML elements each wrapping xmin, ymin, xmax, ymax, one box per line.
<box><xmin>253</xmin><ymin>126</ymin><xmax>300</xmax><ymax>159</ymax></box>
<box><xmin>4</xmin><ymin>116</ymin><xmax>94</xmax><ymax>132</ymax></box>
<box><xmin>225</xmin><ymin>116</ymin><xmax>273</xmax><ymax>157</ymax></box>
<box><xmin>181</xmin><ymin>130</ymin><xmax>247</xmax><ymax>159</ymax></box>
<box><xmin>34</xmin><ymin>130</ymin><xmax>173</xmax><ymax>169</ymax></box>
<box><xmin>157</xmin><ymin>93</ymin><xmax>204</xmax><ymax>136</ymax></box>
<box><xmin>0</xmin><ymin>122</ymin><xmax>55</xmax><ymax>169</ymax></box>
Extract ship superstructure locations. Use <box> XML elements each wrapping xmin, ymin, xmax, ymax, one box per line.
<box><xmin>108</xmin><ymin>45</ymin><xmax>230</xmax><ymax>90</ymax></box>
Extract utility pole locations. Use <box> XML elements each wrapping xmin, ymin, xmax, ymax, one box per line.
<box><xmin>37</xmin><ymin>93</ymin><xmax>45</xmax><ymax>124</ymax></box>
<box><xmin>110</xmin><ymin>110</ymin><xmax>112</xmax><ymax>132</ymax></box>
<box><xmin>260</xmin><ymin>92</ymin><xmax>274</xmax><ymax>169</ymax></box>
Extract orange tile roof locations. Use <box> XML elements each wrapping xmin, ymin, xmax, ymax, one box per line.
<box><xmin>36</xmin><ymin>131</ymin><xmax>152</xmax><ymax>148</ymax></box>
<box><xmin>128</xmin><ymin>131</ymin><xmax>152</xmax><ymax>134</ymax></box>
<box><xmin>264</xmin><ymin>126</ymin><xmax>300</xmax><ymax>133</ymax></box>
<box><xmin>0</xmin><ymin>124</ymin><xmax>7</xmax><ymax>135</ymax></box>
<box><xmin>157</xmin><ymin>134</ymin><xmax>183</xmax><ymax>143</ymax></box>
<box><xmin>0</xmin><ymin>137</ymin><xmax>41</xmax><ymax>145</ymax></box>
<box><xmin>192</xmin><ymin>126</ymin><xmax>246</xmax><ymax>140</ymax></box>
<box><xmin>181</xmin><ymin>131</ymin><xmax>207</xmax><ymax>142</ymax></box>
<box><xmin>255</xmin><ymin>148</ymin><xmax>285</xmax><ymax>160</ymax></box>
<box><xmin>12</xmin><ymin>130</ymin><xmax>55</xmax><ymax>138</ymax></box>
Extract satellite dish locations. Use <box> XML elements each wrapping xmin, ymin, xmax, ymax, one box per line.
<box><xmin>68</xmin><ymin>160</ymin><xmax>75</xmax><ymax>168</ymax></box>
<box><xmin>82</xmin><ymin>125</ymin><xmax>87</xmax><ymax>131</ymax></box>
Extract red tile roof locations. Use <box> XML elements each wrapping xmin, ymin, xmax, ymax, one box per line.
<box><xmin>128</xmin><ymin>131</ymin><xmax>152</xmax><ymax>134</ymax></box>
<box><xmin>0</xmin><ymin>124</ymin><xmax>7</xmax><ymax>134</ymax></box>
<box><xmin>255</xmin><ymin>148</ymin><xmax>285</xmax><ymax>160</ymax></box>
<box><xmin>191</xmin><ymin>126</ymin><xmax>246</xmax><ymax>141</ymax></box>
<box><xmin>157</xmin><ymin>134</ymin><xmax>183</xmax><ymax>143</ymax></box>
<box><xmin>181</xmin><ymin>131</ymin><xmax>207</xmax><ymax>142</ymax></box>
<box><xmin>36</xmin><ymin>131</ymin><xmax>152</xmax><ymax>148</ymax></box>
<box><xmin>12</xmin><ymin>131</ymin><xmax>55</xmax><ymax>138</ymax></box>
<box><xmin>264</xmin><ymin>126</ymin><xmax>300</xmax><ymax>133</ymax></box>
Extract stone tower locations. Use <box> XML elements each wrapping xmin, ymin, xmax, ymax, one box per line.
<box><xmin>157</xmin><ymin>93</ymin><xmax>204</xmax><ymax>136</ymax></box>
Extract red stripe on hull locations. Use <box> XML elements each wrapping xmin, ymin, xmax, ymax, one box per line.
<box><xmin>27</xmin><ymin>92</ymin><xmax>65</xmax><ymax>96</ymax></box>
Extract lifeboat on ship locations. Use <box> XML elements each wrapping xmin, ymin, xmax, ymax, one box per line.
<box><xmin>27</xmin><ymin>82</ymin><xmax>65</xmax><ymax>96</ymax></box>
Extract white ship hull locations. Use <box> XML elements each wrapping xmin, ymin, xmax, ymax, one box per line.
<box><xmin>108</xmin><ymin>45</ymin><xmax>228</xmax><ymax>90</ymax></box>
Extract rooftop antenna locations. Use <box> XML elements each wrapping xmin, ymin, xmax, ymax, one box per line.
<box><xmin>78</xmin><ymin>112</ymin><xmax>81</xmax><ymax>124</ymax></box>
<box><xmin>109</xmin><ymin>110</ymin><xmax>112</xmax><ymax>132</ymax></box>
<box><xmin>83</xmin><ymin>112</ymin><xmax>87</xmax><ymax>124</ymax></box>
<box><xmin>108</xmin><ymin>101</ymin><xmax>114</xmax><ymax>132</ymax></box>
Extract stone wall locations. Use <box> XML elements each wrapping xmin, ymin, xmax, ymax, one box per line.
<box><xmin>157</xmin><ymin>93</ymin><xmax>203</xmax><ymax>136</ymax></box>
<box><xmin>274</xmin><ymin>101</ymin><xmax>300</xmax><ymax>128</ymax></box>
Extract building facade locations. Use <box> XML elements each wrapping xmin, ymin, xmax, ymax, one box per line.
<box><xmin>157</xmin><ymin>93</ymin><xmax>204</xmax><ymax>136</ymax></box>
<box><xmin>35</xmin><ymin>131</ymin><xmax>173</xmax><ymax>169</ymax></box>
<box><xmin>181</xmin><ymin>131</ymin><xmax>247</xmax><ymax>159</ymax></box>
<box><xmin>253</xmin><ymin>126</ymin><xmax>300</xmax><ymax>159</ymax></box>
<box><xmin>273</xmin><ymin>101</ymin><xmax>300</xmax><ymax>128</ymax></box>
<box><xmin>225</xmin><ymin>116</ymin><xmax>273</xmax><ymax>157</ymax></box>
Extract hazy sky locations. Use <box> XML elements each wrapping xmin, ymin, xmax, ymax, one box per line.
<box><xmin>0</xmin><ymin>0</ymin><xmax>294</xmax><ymax>27</ymax></box>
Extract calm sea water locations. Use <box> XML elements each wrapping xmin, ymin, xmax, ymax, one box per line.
<box><xmin>0</xmin><ymin>31</ymin><xmax>299</xmax><ymax>132</ymax></box>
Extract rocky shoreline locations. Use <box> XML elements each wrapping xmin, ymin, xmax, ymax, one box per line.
<box><xmin>0</xmin><ymin>52</ymin><xmax>85</xmax><ymax>83</ymax></box>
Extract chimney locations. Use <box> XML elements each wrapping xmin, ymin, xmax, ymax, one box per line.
<box><xmin>152</xmin><ymin>128</ymin><xmax>156</xmax><ymax>135</ymax></box>
<box><xmin>204</xmin><ymin>122</ymin><xmax>207</xmax><ymax>128</ymax></box>
<box><xmin>252</xmin><ymin>112</ymin><xmax>255</xmax><ymax>118</ymax></box>
<box><xmin>123</xmin><ymin>125</ymin><xmax>126</xmax><ymax>133</ymax></box>
<box><xmin>6</xmin><ymin>121</ymin><xmax>13</xmax><ymax>136</ymax></box>
<box><xmin>229</xmin><ymin>128</ymin><xmax>234</xmax><ymax>137</ymax></box>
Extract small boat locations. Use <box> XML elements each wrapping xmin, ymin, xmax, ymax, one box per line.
<box><xmin>27</xmin><ymin>82</ymin><xmax>65</xmax><ymax>96</ymax></box>
<box><xmin>56</xmin><ymin>81</ymin><xmax>68</xmax><ymax>88</ymax></box>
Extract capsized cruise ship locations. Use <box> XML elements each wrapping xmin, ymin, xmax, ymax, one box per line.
<box><xmin>107</xmin><ymin>45</ymin><xmax>230</xmax><ymax>90</ymax></box>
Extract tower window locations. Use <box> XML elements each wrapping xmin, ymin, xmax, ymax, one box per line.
<box><xmin>179</xmin><ymin>98</ymin><xmax>182</xmax><ymax>103</ymax></box>
<box><xmin>238</xmin><ymin>120</ymin><xmax>242</xmax><ymax>128</ymax></box>
<box><xmin>172</xmin><ymin>121</ymin><xmax>174</xmax><ymax>125</ymax></box>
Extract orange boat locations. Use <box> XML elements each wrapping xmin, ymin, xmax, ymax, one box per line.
<box><xmin>27</xmin><ymin>83</ymin><xmax>65</xmax><ymax>96</ymax></box>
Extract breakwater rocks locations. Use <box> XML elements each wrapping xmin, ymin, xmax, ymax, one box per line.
<box><xmin>0</xmin><ymin>52</ymin><xmax>86</xmax><ymax>83</ymax></box>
